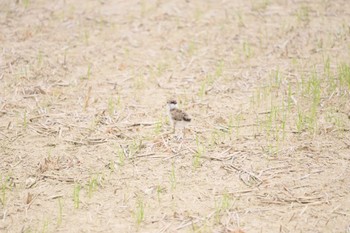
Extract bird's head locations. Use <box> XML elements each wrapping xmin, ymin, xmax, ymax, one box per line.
<box><xmin>167</xmin><ymin>99</ymin><xmax>178</xmax><ymax>110</ymax></box>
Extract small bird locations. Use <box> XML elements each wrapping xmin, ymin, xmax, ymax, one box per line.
<box><xmin>167</xmin><ymin>99</ymin><xmax>191</xmax><ymax>134</ymax></box>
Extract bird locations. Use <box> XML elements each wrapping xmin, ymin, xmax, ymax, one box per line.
<box><xmin>166</xmin><ymin>99</ymin><xmax>191</xmax><ymax>135</ymax></box>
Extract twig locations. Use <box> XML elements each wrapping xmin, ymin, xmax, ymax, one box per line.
<box><xmin>63</xmin><ymin>139</ymin><xmax>87</xmax><ymax>146</ymax></box>
<box><xmin>130</xmin><ymin>153</ymin><xmax>155</xmax><ymax>159</ymax></box>
<box><xmin>126</xmin><ymin>122</ymin><xmax>156</xmax><ymax>128</ymax></box>
<box><xmin>40</xmin><ymin>174</ymin><xmax>75</xmax><ymax>183</ymax></box>
<box><xmin>223</xmin><ymin>164</ymin><xmax>263</xmax><ymax>187</ymax></box>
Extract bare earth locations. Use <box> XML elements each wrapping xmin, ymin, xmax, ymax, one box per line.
<box><xmin>1</xmin><ymin>0</ymin><xmax>350</xmax><ymax>232</ymax></box>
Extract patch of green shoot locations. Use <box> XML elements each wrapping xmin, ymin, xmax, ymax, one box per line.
<box><xmin>73</xmin><ymin>183</ymin><xmax>81</xmax><ymax>209</ymax></box>
<box><xmin>198</xmin><ymin>81</ymin><xmax>206</xmax><ymax>98</ymax></box>
<box><xmin>23</xmin><ymin>0</ymin><xmax>30</xmax><ymax>8</ymax></box>
<box><xmin>227</xmin><ymin>115</ymin><xmax>234</xmax><ymax>136</ymax></box>
<box><xmin>154</xmin><ymin>117</ymin><xmax>163</xmax><ymax>135</ymax></box>
<box><xmin>296</xmin><ymin>5</ymin><xmax>310</xmax><ymax>23</ymax></box>
<box><xmin>41</xmin><ymin>218</ymin><xmax>49</xmax><ymax>233</ymax></box>
<box><xmin>198</xmin><ymin>75</ymin><xmax>215</xmax><ymax>98</ymax></box>
<box><xmin>57</xmin><ymin>198</ymin><xmax>63</xmax><ymax>226</ymax></box>
<box><xmin>89</xmin><ymin>115</ymin><xmax>100</xmax><ymax>132</ymax></box>
<box><xmin>135</xmin><ymin>197</ymin><xmax>145</xmax><ymax>226</ymax></box>
<box><xmin>193</xmin><ymin>136</ymin><xmax>204</xmax><ymax>168</ymax></box>
<box><xmin>23</xmin><ymin>111</ymin><xmax>28</xmax><ymax>129</ymax></box>
<box><xmin>129</xmin><ymin>139</ymin><xmax>143</xmax><ymax>157</ymax></box>
<box><xmin>296</xmin><ymin>108</ymin><xmax>304</xmax><ymax>133</ymax></box>
<box><xmin>84</xmin><ymin>30</ymin><xmax>90</xmax><ymax>45</ymax></box>
<box><xmin>37</xmin><ymin>50</ymin><xmax>43</xmax><ymax>68</ymax></box>
<box><xmin>210</xmin><ymin>129</ymin><xmax>226</xmax><ymax>146</ymax></box>
<box><xmin>188</xmin><ymin>40</ymin><xmax>197</xmax><ymax>57</ymax></box>
<box><xmin>234</xmin><ymin>113</ymin><xmax>243</xmax><ymax>139</ymax></box>
<box><xmin>214</xmin><ymin>191</ymin><xmax>231</xmax><ymax>223</ymax></box>
<box><xmin>117</xmin><ymin>146</ymin><xmax>125</xmax><ymax>166</ymax></box>
<box><xmin>133</xmin><ymin>75</ymin><xmax>145</xmax><ymax>90</ymax></box>
<box><xmin>270</xmin><ymin>68</ymin><xmax>282</xmax><ymax>89</ymax></box>
<box><xmin>156</xmin><ymin>185</ymin><xmax>164</xmax><ymax>203</ymax></box>
<box><xmin>338</xmin><ymin>63</ymin><xmax>350</xmax><ymax>90</ymax></box>
<box><xmin>140</xmin><ymin>0</ymin><xmax>146</xmax><ymax>17</ymax></box>
<box><xmin>236</xmin><ymin>11</ymin><xmax>245</xmax><ymax>27</ymax></box>
<box><xmin>86</xmin><ymin>63</ymin><xmax>92</xmax><ymax>80</ymax></box>
<box><xmin>287</xmin><ymin>83</ymin><xmax>293</xmax><ymax>112</ymax></box>
<box><xmin>156</xmin><ymin>62</ymin><xmax>168</xmax><ymax>77</ymax></box>
<box><xmin>215</xmin><ymin>60</ymin><xmax>224</xmax><ymax>78</ymax></box>
<box><xmin>108</xmin><ymin>97</ymin><xmax>116</xmax><ymax>116</ymax></box>
<box><xmin>87</xmin><ymin>175</ymin><xmax>98</xmax><ymax>198</ymax></box>
<box><xmin>251</xmin><ymin>0</ymin><xmax>270</xmax><ymax>12</ymax></box>
<box><xmin>243</xmin><ymin>41</ymin><xmax>253</xmax><ymax>59</ymax></box>
<box><xmin>1</xmin><ymin>177</ymin><xmax>6</xmax><ymax>206</ymax></box>
<box><xmin>194</xmin><ymin>6</ymin><xmax>203</xmax><ymax>21</ymax></box>
<box><xmin>63</xmin><ymin>48</ymin><xmax>68</xmax><ymax>65</ymax></box>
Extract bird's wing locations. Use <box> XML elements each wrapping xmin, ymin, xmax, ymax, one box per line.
<box><xmin>171</xmin><ymin>109</ymin><xmax>191</xmax><ymax>122</ymax></box>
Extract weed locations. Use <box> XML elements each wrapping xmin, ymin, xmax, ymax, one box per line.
<box><xmin>338</xmin><ymin>63</ymin><xmax>350</xmax><ymax>90</ymax></box>
<box><xmin>194</xmin><ymin>6</ymin><xmax>203</xmax><ymax>21</ymax></box>
<box><xmin>156</xmin><ymin>62</ymin><xmax>168</xmax><ymax>78</ymax></box>
<box><xmin>156</xmin><ymin>185</ymin><xmax>164</xmax><ymax>203</ymax></box>
<box><xmin>107</xmin><ymin>160</ymin><xmax>116</xmax><ymax>172</ymax></box>
<box><xmin>296</xmin><ymin>108</ymin><xmax>304</xmax><ymax>133</ymax></box>
<box><xmin>234</xmin><ymin>113</ymin><xmax>243</xmax><ymax>139</ymax></box>
<box><xmin>73</xmin><ymin>183</ymin><xmax>81</xmax><ymax>209</ymax></box>
<box><xmin>63</xmin><ymin>49</ymin><xmax>68</xmax><ymax>65</ymax></box>
<box><xmin>236</xmin><ymin>11</ymin><xmax>245</xmax><ymax>27</ymax></box>
<box><xmin>41</xmin><ymin>218</ymin><xmax>49</xmax><ymax>233</ymax></box>
<box><xmin>117</xmin><ymin>146</ymin><xmax>126</xmax><ymax>166</ymax></box>
<box><xmin>154</xmin><ymin>117</ymin><xmax>163</xmax><ymax>135</ymax></box>
<box><xmin>86</xmin><ymin>64</ymin><xmax>92</xmax><ymax>80</ymax></box>
<box><xmin>227</xmin><ymin>115</ymin><xmax>234</xmax><ymax>135</ymax></box>
<box><xmin>251</xmin><ymin>0</ymin><xmax>270</xmax><ymax>12</ymax></box>
<box><xmin>0</xmin><ymin>176</ymin><xmax>7</xmax><ymax>206</ymax></box>
<box><xmin>88</xmin><ymin>115</ymin><xmax>100</xmax><ymax>132</ymax></box>
<box><xmin>108</xmin><ymin>97</ymin><xmax>115</xmax><ymax>116</ymax></box>
<box><xmin>198</xmin><ymin>81</ymin><xmax>207</xmax><ymax>98</ymax></box>
<box><xmin>198</xmin><ymin>75</ymin><xmax>215</xmax><ymax>98</ymax></box>
<box><xmin>133</xmin><ymin>75</ymin><xmax>145</xmax><ymax>90</ymax></box>
<box><xmin>23</xmin><ymin>0</ymin><xmax>29</xmax><ymax>8</ymax></box>
<box><xmin>87</xmin><ymin>175</ymin><xmax>98</xmax><ymax>198</ymax></box>
<box><xmin>281</xmin><ymin>101</ymin><xmax>287</xmax><ymax>141</ymax></box>
<box><xmin>215</xmin><ymin>60</ymin><xmax>224</xmax><ymax>78</ymax></box>
<box><xmin>287</xmin><ymin>83</ymin><xmax>293</xmax><ymax>112</ymax></box>
<box><xmin>210</xmin><ymin>129</ymin><xmax>220</xmax><ymax>146</ymax></box>
<box><xmin>128</xmin><ymin>139</ymin><xmax>143</xmax><ymax>157</ymax></box>
<box><xmin>188</xmin><ymin>40</ymin><xmax>197</xmax><ymax>57</ymax></box>
<box><xmin>243</xmin><ymin>41</ymin><xmax>253</xmax><ymax>59</ymax></box>
<box><xmin>214</xmin><ymin>192</ymin><xmax>231</xmax><ymax>223</ymax></box>
<box><xmin>135</xmin><ymin>197</ymin><xmax>145</xmax><ymax>226</ymax></box>
<box><xmin>23</xmin><ymin>110</ymin><xmax>28</xmax><ymax>129</ymax></box>
<box><xmin>296</xmin><ymin>5</ymin><xmax>310</xmax><ymax>23</ymax></box>
<box><xmin>84</xmin><ymin>30</ymin><xmax>89</xmax><ymax>45</ymax></box>
<box><xmin>140</xmin><ymin>0</ymin><xmax>146</xmax><ymax>17</ymax></box>
<box><xmin>57</xmin><ymin>198</ymin><xmax>63</xmax><ymax>226</ymax></box>
<box><xmin>270</xmin><ymin>68</ymin><xmax>282</xmax><ymax>89</ymax></box>
<box><xmin>193</xmin><ymin>136</ymin><xmax>205</xmax><ymax>168</ymax></box>
<box><xmin>37</xmin><ymin>50</ymin><xmax>43</xmax><ymax>68</ymax></box>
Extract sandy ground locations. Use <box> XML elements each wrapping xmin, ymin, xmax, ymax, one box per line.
<box><xmin>1</xmin><ymin>0</ymin><xmax>350</xmax><ymax>232</ymax></box>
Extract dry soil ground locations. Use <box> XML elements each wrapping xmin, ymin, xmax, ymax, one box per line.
<box><xmin>0</xmin><ymin>0</ymin><xmax>350</xmax><ymax>232</ymax></box>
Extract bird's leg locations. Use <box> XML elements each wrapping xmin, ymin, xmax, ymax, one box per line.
<box><xmin>172</xmin><ymin>121</ymin><xmax>176</xmax><ymax>133</ymax></box>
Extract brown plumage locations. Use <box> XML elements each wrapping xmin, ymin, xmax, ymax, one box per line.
<box><xmin>170</xmin><ymin>108</ymin><xmax>191</xmax><ymax>122</ymax></box>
